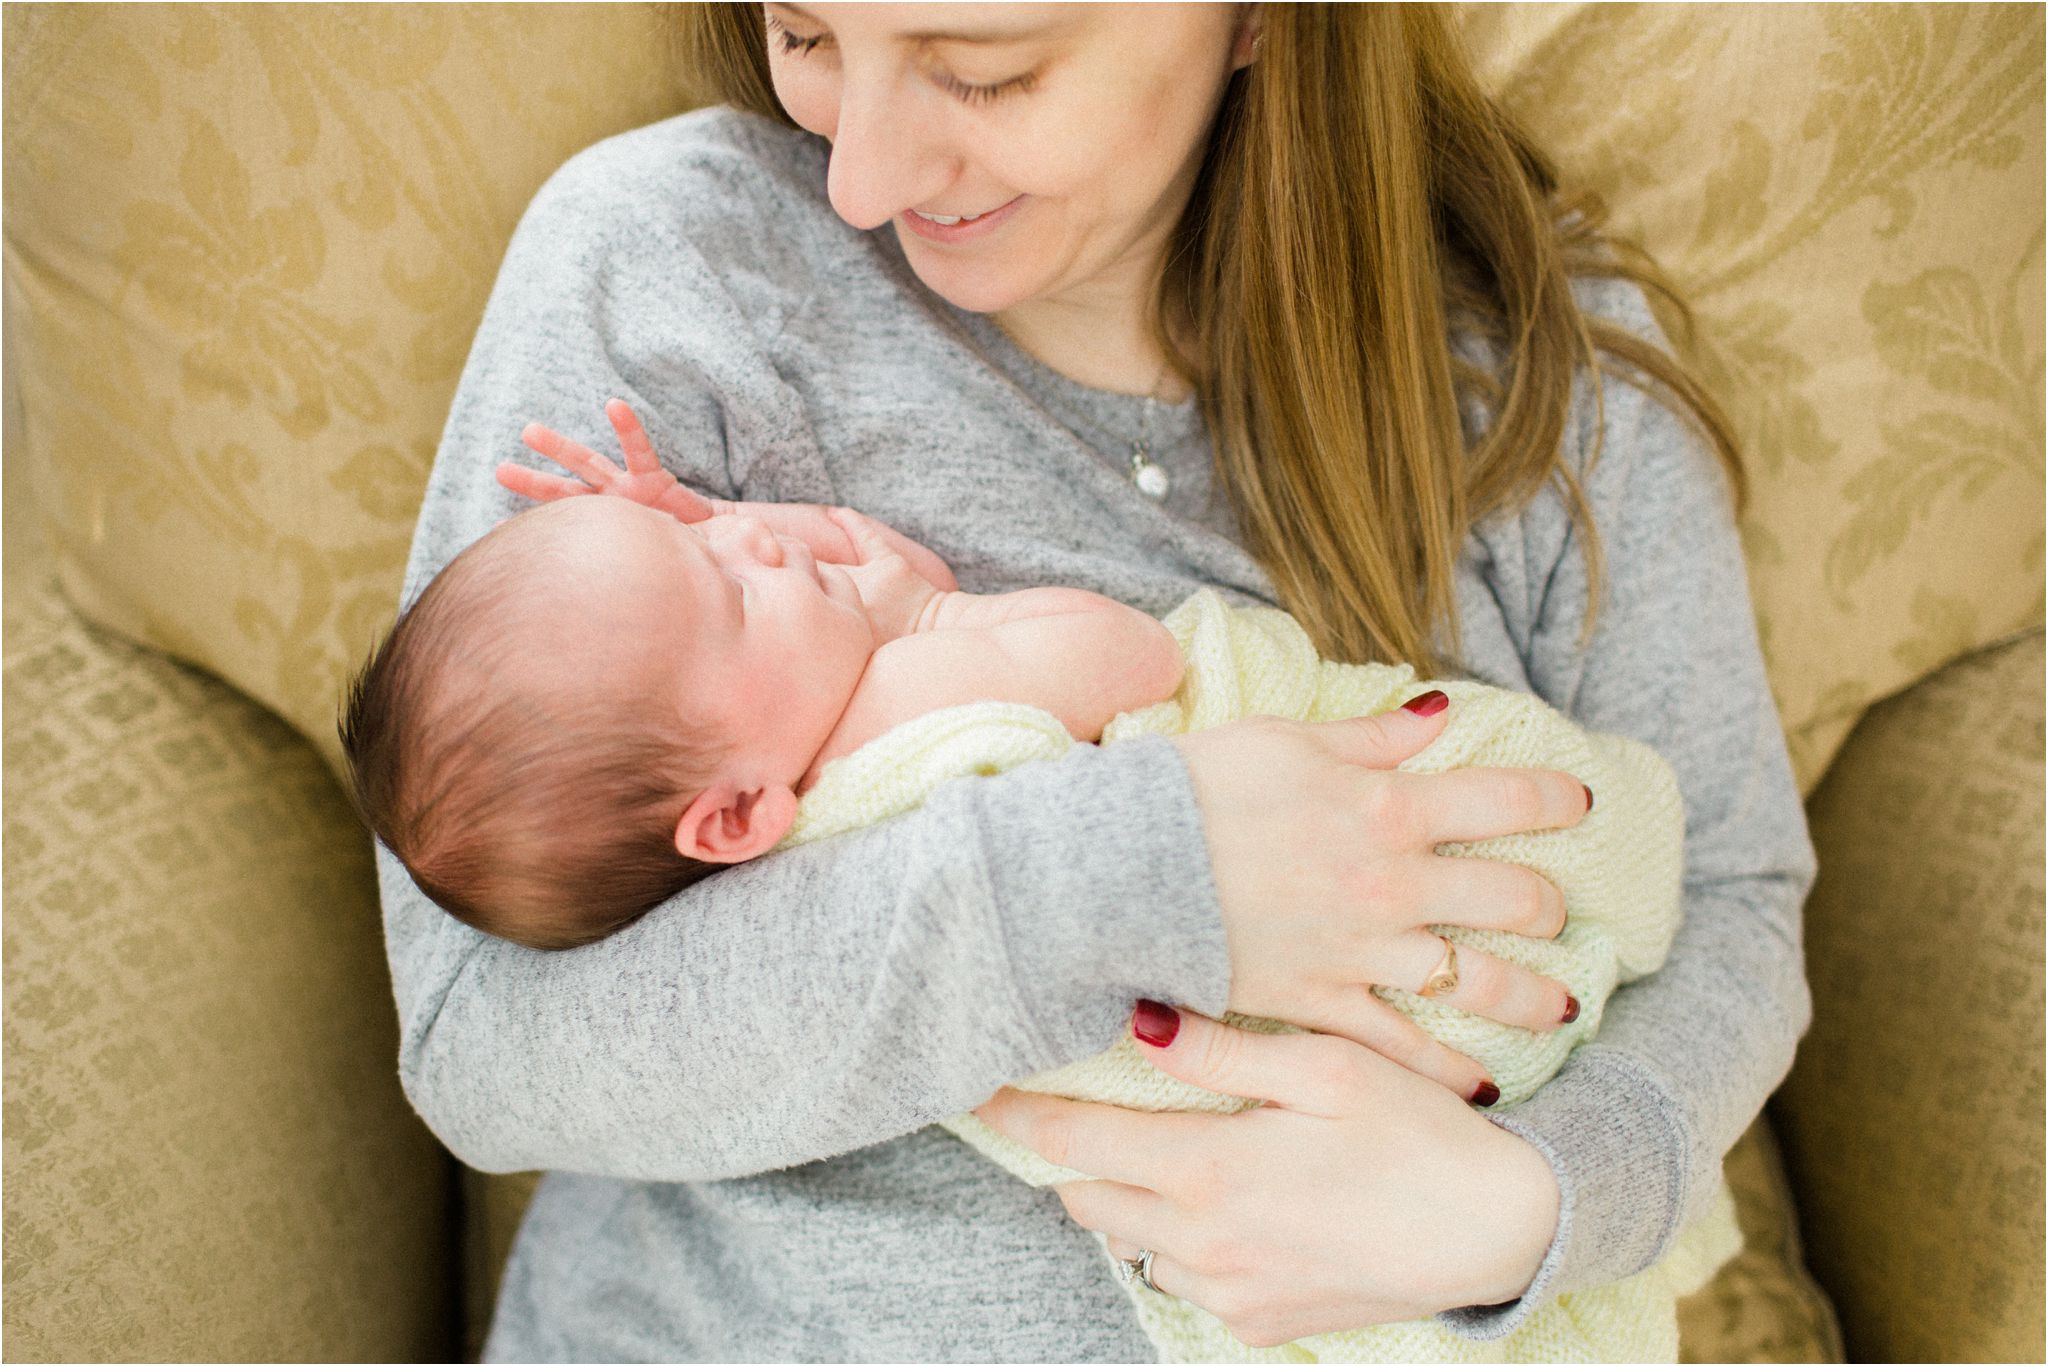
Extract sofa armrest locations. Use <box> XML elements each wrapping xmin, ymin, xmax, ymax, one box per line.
<box><xmin>1772</xmin><ymin>629</ymin><xmax>2045</xmax><ymax>1362</ymax></box>
<box><xmin>2</xmin><ymin>576</ymin><xmax>459</xmax><ymax>1361</ymax></box>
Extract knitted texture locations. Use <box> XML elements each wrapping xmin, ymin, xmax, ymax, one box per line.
<box><xmin>783</xmin><ymin>588</ymin><xmax>1740</xmax><ymax>1361</ymax></box>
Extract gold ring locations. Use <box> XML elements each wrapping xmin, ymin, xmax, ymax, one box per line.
<box><xmin>1418</xmin><ymin>936</ymin><xmax>1459</xmax><ymax>998</ymax></box>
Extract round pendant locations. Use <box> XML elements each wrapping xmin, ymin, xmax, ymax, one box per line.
<box><xmin>1134</xmin><ymin>462</ymin><xmax>1171</xmax><ymax>501</ymax></box>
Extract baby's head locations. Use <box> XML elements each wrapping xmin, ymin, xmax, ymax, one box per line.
<box><xmin>340</xmin><ymin>496</ymin><xmax>874</xmax><ymax>949</ymax></box>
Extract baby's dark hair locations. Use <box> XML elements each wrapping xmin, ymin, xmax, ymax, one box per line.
<box><xmin>339</xmin><ymin>514</ymin><xmax>730</xmax><ymax>950</ymax></box>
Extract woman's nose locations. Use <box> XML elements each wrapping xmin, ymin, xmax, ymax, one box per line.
<box><xmin>824</xmin><ymin>82</ymin><xmax>955</xmax><ymax>231</ymax></box>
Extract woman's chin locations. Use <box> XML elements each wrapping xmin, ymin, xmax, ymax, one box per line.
<box><xmin>896</xmin><ymin>241</ymin><xmax>1036</xmax><ymax>315</ymax></box>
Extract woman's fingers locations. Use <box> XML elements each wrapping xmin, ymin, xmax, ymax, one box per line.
<box><xmin>604</xmin><ymin>397</ymin><xmax>662</xmax><ymax>476</ymax></box>
<box><xmin>494</xmin><ymin>462</ymin><xmax>595</xmax><ymax>504</ymax></box>
<box><xmin>1100</xmin><ymin>1237</ymin><xmax>1211</xmax><ymax>1308</ymax></box>
<box><xmin>972</xmin><ymin>1088</ymin><xmax>1208</xmax><ymax>1188</ymax></box>
<box><xmin>1125</xmin><ymin>1004</ymin><xmax>1402</xmax><ymax>1117</ymax></box>
<box><xmin>1284</xmin><ymin>986</ymin><xmax>1495</xmax><ymax>1102</ymax></box>
<box><xmin>1388</xmin><ymin>932</ymin><xmax>1576</xmax><ymax>1033</ymax></box>
<box><xmin>1406</xmin><ymin>765</ymin><xmax>1593</xmax><ymax>845</ymax></box>
<box><xmin>1410</xmin><ymin>855</ymin><xmax>1567</xmax><ymax>938</ymax></box>
<box><xmin>519</xmin><ymin>420</ymin><xmax>619</xmax><ymax>485</ymax></box>
<box><xmin>1306</xmin><ymin>700</ymin><xmax>1454</xmax><ymax>771</ymax></box>
<box><xmin>1054</xmin><ymin>1181</ymin><xmax>1180</xmax><ymax>1254</ymax></box>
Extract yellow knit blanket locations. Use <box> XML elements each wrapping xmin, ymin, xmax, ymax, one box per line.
<box><xmin>781</xmin><ymin>588</ymin><xmax>1741</xmax><ymax>1362</ymax></box>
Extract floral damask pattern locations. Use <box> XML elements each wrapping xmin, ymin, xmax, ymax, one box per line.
<box><xmin>1458</xmin><ymin>3</ymin><xmax>2044</xmax><ymax>787</ymax></box>
<box><xmin>5</xmin><ymin>5</ymin><xmax>694</xmax><ymax>766</ymax></box>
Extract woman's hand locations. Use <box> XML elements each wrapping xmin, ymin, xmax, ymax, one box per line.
<box><xmin>499</xmin><ymin>397</ymin><xmax>959</xmax><ymax>591</ymax></box>
<box><xmin>1171</xmin><ymin>700</ymin><xmax>1588</xmax><ymax>1099</ymax></box>
<box><xmin>974</xmin><ymin>1005</ymin><xmax>1561</xmax><ymax>1349</ymax></box>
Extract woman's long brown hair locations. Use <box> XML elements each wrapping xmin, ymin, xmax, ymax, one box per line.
<box><xmin>676</xmin><ymin>4</ymin><xmax>1745</xmax><ymax>674</ymax></box>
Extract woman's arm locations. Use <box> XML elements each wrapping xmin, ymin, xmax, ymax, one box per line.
<box><xmin>386</xmin><ymin>132</ymin><xmax>1234</xmax><ymax>1180</ymax></box>
<box><xmin>1441</xmin><ymin>283</ymin><xmax>1816</xmax><ymax>1332</ymax></box>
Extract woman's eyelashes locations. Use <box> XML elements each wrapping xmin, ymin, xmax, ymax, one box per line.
<box><xmin>763</xmin><ymin>15</ymin><xmax>1039</xmax><ymax>106</ymax></box>
<box><xmin>934</xmin><ymin>70</ymin><xmax>1038</xmax><ymax>107</ymax></box>
<box><xmin>765</xmin><ymin>15</ymin><xmax>824</xmax><ymax>55</ymax></box>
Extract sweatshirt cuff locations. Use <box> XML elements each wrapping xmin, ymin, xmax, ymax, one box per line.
<box><xmin>1434</xmin><ymin>1045</ymin><xmax>1690</xmax><ymax>1340</ymax></box>
<box><xmin>969</xmin><ymin>734</ymin><xmax>1233</xmax><ymax>1066</ymax></box>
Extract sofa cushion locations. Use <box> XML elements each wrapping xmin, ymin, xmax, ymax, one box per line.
<box><xmin>1</xmin><ymin>569</ymin><xmax>457</xmax><ymax>1360</ymax></box>
<box><xmin>1674</xmin><ymin>1119</ymin><xmax>1844</xmax><ymax>1363</ymax></box>
<box><xmin>1772</xmin><ymin>628</ymin><xmax>2046</xmax><ymax>1362</ymax></box>
<box><xmin>3</xmin><ymin>6</ymin><xmax>2042</xmax><ymax>792</ymax></box>
<box><xmin>1</xmin><ymin>4</ymin><xmax>696</xmax><ymax>779</ymax></box>
<box><xmin>1455</xmin><ymin>6</ymin><xmax>2045</xmax><ymax>789</ymax></box>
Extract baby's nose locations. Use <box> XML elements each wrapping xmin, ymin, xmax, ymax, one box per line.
<box><xmin>711</xmin><ymin>514</ymin><xmax>783</xmax><ymax>566</ymax></box>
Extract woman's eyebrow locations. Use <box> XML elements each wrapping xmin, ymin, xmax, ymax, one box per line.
<box><xmin>774</xmin><ymin>2</ymin><xmax>1069</xmax><ymax>45</ymax></box>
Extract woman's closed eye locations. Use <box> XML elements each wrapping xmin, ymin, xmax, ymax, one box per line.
<box><xmin>763</xmin><ymin>14</ymin><xmax>1040</xmax><ymax>106</ymax></box>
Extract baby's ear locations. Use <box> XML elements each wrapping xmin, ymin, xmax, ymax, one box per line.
<box><xmin>674</xmin><ymin>783</ymin><xmax>799</xmax><ymax>864</ymax></box>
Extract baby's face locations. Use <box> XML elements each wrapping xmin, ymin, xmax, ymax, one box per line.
<box><xmin>519</xmin><ymin>497</ymin><xmax>877</xmax><ymax>790</ymax></box>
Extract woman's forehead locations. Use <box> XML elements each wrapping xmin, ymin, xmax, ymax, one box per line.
<box><xmin>771</xmin><ymin>2</ymin><xmax>1086</xmax><ymax>45</ymax></box>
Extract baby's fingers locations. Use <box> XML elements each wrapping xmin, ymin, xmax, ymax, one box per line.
<box><xmin>495</xmin><ymin>461</ymin><xmax>598</xmax><ymax>505</ymax></box>
<box><xmin>520</xmin><ymin>421</ymin><xmax>619</xmax><ymax>486</ymax></box>
<box><xmin>605</xmin><ymin>398</ymin><xmax>663</xmax><ymax>476</ymax></box>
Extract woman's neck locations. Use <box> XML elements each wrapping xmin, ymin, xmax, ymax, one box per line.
<box><xmin>992</xmin><ymin>285</ymin><xmax>1193</xmax><ymax>404</ymax></box>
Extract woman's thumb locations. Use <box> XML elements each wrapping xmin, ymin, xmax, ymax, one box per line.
<box><xmin>1315</xmin><ymin>689</ymin><xmax>1452</xmax><ymax>769</ymax></box>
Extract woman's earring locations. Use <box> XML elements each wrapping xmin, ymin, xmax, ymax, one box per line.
<box><xmin>1250</xmin><ymin>30</ymin><xmax>1264</xmax><ymax>59</ymax></box>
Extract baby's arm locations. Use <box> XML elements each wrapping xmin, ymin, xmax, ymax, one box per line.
<box><xmin>819</xmin><ymin>590</ymin><xmax>1186</xmax><ymax>765</ymax></box>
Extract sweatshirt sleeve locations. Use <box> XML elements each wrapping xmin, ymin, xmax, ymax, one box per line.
<box><xmin>383</xmin><ymin>124</ymin><xmax>1232</xmax><ymax>1181</ymax></box>
<box><xmin>1438</xmin><ymin>279</ymin><xmax>1817</xmax><ymax>1337</ymax></box>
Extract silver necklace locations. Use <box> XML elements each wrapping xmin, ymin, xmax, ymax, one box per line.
<box><xmin>1128</xmin><ymin>366</ymin><xmax>1173</xmax><ymax>501</ymax></box>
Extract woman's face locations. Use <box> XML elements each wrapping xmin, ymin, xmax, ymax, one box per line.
<box><xmin>765</xmin><ymin>3</ymin><xmax>1254</xmax><ymax>316</ymax></box>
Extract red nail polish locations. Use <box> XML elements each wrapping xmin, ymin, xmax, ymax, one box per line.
<box><xmin>1472</xmin><ymin>1080</ymin><xmax>1501</xmax><ymax>1107</ymax></box>
<box><xmin>1581</xmin><ymin>784</ymin><xmax>1595</xmax><ymax>812</ymax></box>
<box><xmin>1133</xmin><ymin>999</ymin><xmax>1181</xmax><ymax>1047</ymax></box>
<box><xmin>1402</xmin><ymin>690</ymin><xmax>1449</xmax><ymax>717</ymax></box>
<box><xmin>1562</xmin><ymin>995</ymin><xmax>1581</xmax><ymax>1024</ymax></box>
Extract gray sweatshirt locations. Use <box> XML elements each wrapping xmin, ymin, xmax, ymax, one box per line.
<box><xmin>383</xmin><ymin>107</ymin><xmax>1815</xmax><ymax>1362</ymax></box>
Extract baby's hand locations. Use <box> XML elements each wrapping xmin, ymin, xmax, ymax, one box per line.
<box><xmin>839</xmin><ymin>547</ymin><xmax>946</xmax><ymax>645</ymax></box>
<box><xmin>821</xmin><ymin>506</ymin><xmax>957</xmax><ymax>592</ymax></box>
<box><xmin>500</xmin><ymin>399</ymin><xmax>717</xmax><ymax>522</ymax></box>
<box><xmin>499</xmin><ymin>400</ymin><xmax>959</xmax><ymax>596</ymax></box>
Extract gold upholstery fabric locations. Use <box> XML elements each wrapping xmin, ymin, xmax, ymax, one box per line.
<box><xmin>1455</xmin><ymin>5</ymin><xmax>2045</xmax><ymax>790</ymax></box>
<box><xmin>2</xmin><ymin>4</ymin><xmax>696</xmax><ymax>779</ymax></box>
<box><xmin>2</xmin><ymin>568</ymin><xmax>458</xmax><ymax>1361</ymax></box>
<box><xmin>1676</xmin><ymin>1121</ymin><xmax>1844</xmax><ymax>1363</ymax></box>
<box><xmin>1773</xmin><ymin>629</ymin><xmax>2047</xmax><ymax>1363</ymax></box>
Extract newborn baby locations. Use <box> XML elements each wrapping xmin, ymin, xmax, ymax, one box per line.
<box><xmin>342</xmin><ymin>481</ymin><xmax>1187</xmax><ymax>950</ymax></box>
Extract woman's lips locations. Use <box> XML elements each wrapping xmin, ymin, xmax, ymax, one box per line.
<box><xmin>899</xmin><ymin>195</ymin><xmax>1025</xmax><ymax>243</ymax></box>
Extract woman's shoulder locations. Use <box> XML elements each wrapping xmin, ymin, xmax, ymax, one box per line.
<box><xmin>517</xmin><ymin>105</ymin><xmax>843</xmax><ymax>265</ymax></box>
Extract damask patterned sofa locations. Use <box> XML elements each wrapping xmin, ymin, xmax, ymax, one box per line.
<box><xmin>5</xmin><ymin>6</ymin><xmax>2042</xmax><ymax>1361</ymax></box>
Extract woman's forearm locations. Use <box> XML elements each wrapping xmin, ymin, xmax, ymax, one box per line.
<box><xmin>388</xmin><ymin>733</ymin><xmax>1231</xmax><ymax>1179</ymax></box>
<box><xmin>1449</xmin><ymin>870</ymin><xmax>1811</xmax><ymax>1321</ymax></box>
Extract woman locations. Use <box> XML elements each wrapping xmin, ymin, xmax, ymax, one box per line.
<box><xmin>383</xmin><ymin>3</ymin><xmax>1814</xmax><ymax>1357</ymax></box>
